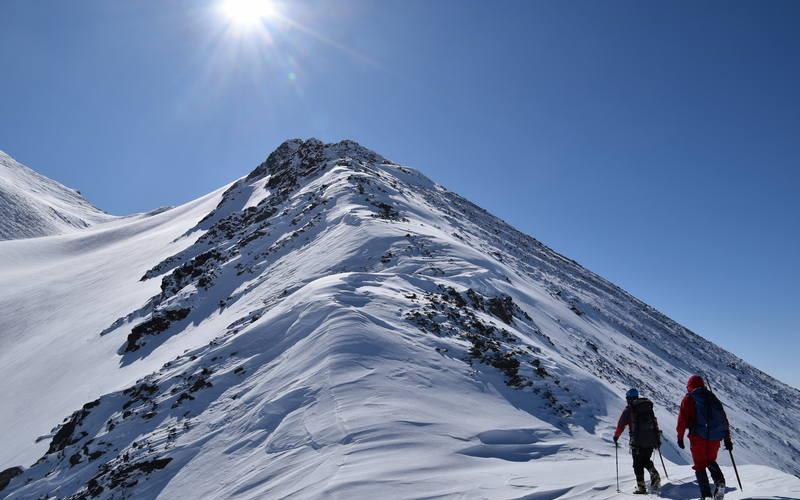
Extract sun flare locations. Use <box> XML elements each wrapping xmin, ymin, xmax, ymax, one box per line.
<box><xmin>220</xmin><ymin>0</ymin><xmax>280</xmax><ymax>28</ymax></box>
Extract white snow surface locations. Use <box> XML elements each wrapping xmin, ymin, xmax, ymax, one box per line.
<box><xmin>0</xmin><ymin>139</ymin><xmax>798</xmax><ymax>499</ymax></box>
<box><xmin>0</xmin><ymin>151</ymin><xmax>114</xmax><ymax>240</ymax></box>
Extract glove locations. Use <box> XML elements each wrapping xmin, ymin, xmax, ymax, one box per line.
<box><xmin>724</xmin><ymin>436</ymin><xmax>733</xmax><ymax>450</ymax></box>
<box><xmin>613</xmin><ymin>436</ymin><xmax>619</xmax><ymax>446</ymax></box>
<box><xmin>677</xmin><ymin>438</ymin><xmax>685</xmax><ymax>449</ymax></box>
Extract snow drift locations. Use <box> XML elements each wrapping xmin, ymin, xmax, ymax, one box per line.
<box><xmin>0</xmin><ymin>140</ymin><xmax>797</xmax><ymax>499</ymax></box>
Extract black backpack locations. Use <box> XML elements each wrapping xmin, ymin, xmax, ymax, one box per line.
<box><xmin>629</xmin><ymin>398</ymin><xmax>660</xmax><ymax>448</ymax></box>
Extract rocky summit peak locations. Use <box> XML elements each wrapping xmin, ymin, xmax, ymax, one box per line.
<box><xmin>246</xmin><ymin>138</ymin><xmax>387</xmax><ymax>181</ymax></box>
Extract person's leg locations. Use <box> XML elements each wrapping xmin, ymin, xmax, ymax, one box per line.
<box><xmin>707</xmin><ymin>439</ymin><xmax>721</xmax><ymax>464</ymax></box>
<box><xmin>690</xmin><ymin>436</ymin><xmax>712</xmax><ymax>498</ymax></box>
<box><xmin>641</xmin><ymin>447</ymin><xmax>654</xmax><ymax>470</ymax></box>
<box><xmin>705</xmin><ymin>439</ymin><xmax>725</xmax><ymax>497</ymax></box>
<box><xmin>631</xmin><ymin>447</ymin><xmax>647</xmax><ymax>493</ymax></box>
<box><xmin>641</xmin><ymin>447</ymin><xmax>660</xmax><ymax>488</ymax></box>
<box><xmin>705</xmin><ymin>440</ymin><xmax>725</xmax><ymax>497</ymax></box>
<box><xmin>632</xmin><ymin>447</ymin><xmax>645</xmax><ymax>482</ymax></box>
<box><xmin>695</xmin><ymin>469</ymin><xmax>712</xmax><ymax>498</ymax></box>
<box><xmin>708</xmin><ymin>461</ymin><xmax>725</xmax><ymax>485</ymax></box>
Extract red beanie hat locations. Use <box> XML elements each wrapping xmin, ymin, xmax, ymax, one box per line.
<box><xmin>687</xmin><ymin>374</ymin><xmax>705</xmax><ymax>392</ymax></box>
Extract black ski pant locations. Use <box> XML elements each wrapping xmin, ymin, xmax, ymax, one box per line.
<box><xmin>631</xmin><ymin>446</ymin><xmax>657</xmax><ymax>482</ymax></box>
<box><xmin>695</xmin><ymin>461</ymin><xmax>725</xmax><ymax>497</ymax></box>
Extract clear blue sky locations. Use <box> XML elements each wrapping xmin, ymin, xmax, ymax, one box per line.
<box><xmin>1</xmin><ymin>1</ymin><xmax>798</xmax><ymax>387</ymax></box>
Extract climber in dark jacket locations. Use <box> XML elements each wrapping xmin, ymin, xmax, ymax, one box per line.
<box><xmin>614</xmin><ymin>388</ymin><xmax>661</xmax><ymax>494</ymax></box>
<box><xmin>677</xmin><ymin>375</ymin><xmax>733</xmax><ymax>500</ymax></box>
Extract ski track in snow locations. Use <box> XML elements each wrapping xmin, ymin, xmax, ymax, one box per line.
<box><xmin>0</xmin><ymin>139</ymin><xmax>797</xmax><ymax>499</ymax></box>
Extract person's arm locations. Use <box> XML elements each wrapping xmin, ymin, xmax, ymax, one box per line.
<box><xmin>717</xmin><ymin>394</ymin><xmax>733</xmax><ymax>449</ymax></box>
<box><xmin>676</xmin><ymin>395</ymin><xmax>694</xmax><ymax>448</ymax></box>
<box><xmin>654</xmin><ymin>412</ymin><xmax>662</xmax><ymax>447</ymax></box>
<box><xmin>614</xmin><ymin>408</ymin><xmax>630</xmax><ymax>442</ymax></box>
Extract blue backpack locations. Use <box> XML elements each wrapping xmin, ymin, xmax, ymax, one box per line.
<box><xmin>690</xmin><ymin>388</ymin><xmax>728</xmax><ymax>440</ymax></box>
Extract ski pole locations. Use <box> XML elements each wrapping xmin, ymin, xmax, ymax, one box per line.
<box><xmin>657</xmin><ymin>431</ymin><xmax>669</xmax><ymax>479</ymax></box>
<box><xmin>615</xmin><ymin>441</ymin><xmax>620</xmax><ymax>493</ymax></box>
<box><xmin>728</xmin><ymin>448</ymin><xmax>743</xmax><ymax>492</ymax></box>
<box><xmin>657</xmin><ymin>446</ymin><xmax>669</xmax><ymax>479</ymax></box>
<box><xmin>704</xmin><ymin>374</ymin><xmax>713</xmax><ymax>393</ymax></box>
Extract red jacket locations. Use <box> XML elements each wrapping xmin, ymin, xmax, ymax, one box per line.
<box><xmin>614</xmin><ymin>407</ymin><xmax>631</xmax><ymax>440</ymax></box>
<box><xmin>678</xmin><ymin>374</ymin><xmax>706</xmax><ymax>440</ymax></box>
<box><xmin>676</xmin><ymin>392</ymin><xmax>697</xmax><ymax>440</ymax></box>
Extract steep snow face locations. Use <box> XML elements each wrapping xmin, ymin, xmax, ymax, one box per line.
<box><xmin>1</xmin><ymin>139</ymin><xmax>798</xmax><ymax>499</ymax></box>
<box><xmin>0</xmin><ymin>151</ymin><xmax>113</xmax><ymax>240</ymax></box>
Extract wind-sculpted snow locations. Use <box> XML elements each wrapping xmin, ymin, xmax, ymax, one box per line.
<box><xmin>0</xmin><ymin>151</ymin><xmax>113</xmax><ymax>240</ymax></box>
<box><xmin>1</xmin><ymin>139</ymin><xmax>798</xmax><ymax>499</ymax></box>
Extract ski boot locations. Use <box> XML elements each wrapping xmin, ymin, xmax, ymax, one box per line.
<box><xmin>713</xmin><ymin>481</ymin><xmax>725</xmax><ymax>500</ymax></box>
<box><xmin>633</xmin><ymin>479</ymin><xmax>648</xmax><ymax>495</ymax></box>
<box><xmin>648</xmin><ymin>466</ymin><xmax>661</xmax><ymax>493</ymax></box>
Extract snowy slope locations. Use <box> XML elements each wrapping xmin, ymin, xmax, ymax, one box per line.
<box><xmin>0</xmin><ymin>139</ymin><xmax>798</xmax><ymax>499</ymax></box>
<box><xmin>0</xmin><ymin>184</ymin><xmax>228</xmax><ymax>469</ymax></box>
<box><xmin>0</xmin><ymin>151</ymin><xmax>113</xmax><ymax>240</ymax></box>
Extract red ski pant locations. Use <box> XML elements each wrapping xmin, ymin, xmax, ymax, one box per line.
<box><xmin>689</xmin><ymin>435</ymin><xmax>721</xmax><ymax>470</ymax></box>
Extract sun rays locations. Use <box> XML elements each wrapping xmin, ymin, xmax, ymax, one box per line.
<box><xmin>219</xmin><ymin>0</ymin><xmax>281</xmax><ymax>30</ymax></box>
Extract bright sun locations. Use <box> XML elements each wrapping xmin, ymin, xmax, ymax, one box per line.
<box><xmin>220</xmin><ymin>0</ymin><xmax>279</xmax><ymax>28</ymax></box>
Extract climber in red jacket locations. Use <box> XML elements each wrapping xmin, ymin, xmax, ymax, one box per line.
<box><xmin>677</xmin><ymin>375</ymin><xmax>733</xmax><ymax>500</ymax></box>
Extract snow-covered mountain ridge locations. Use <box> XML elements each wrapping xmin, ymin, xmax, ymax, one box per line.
<box><xmin>0</xmin><ymin>139</ymin><xmax>797</xmax><ymax>499</ymax></box>
<box><xmin>0</xmin><ymin>151</ymin><xmax>113</xmax><ymax>240</ymax></box>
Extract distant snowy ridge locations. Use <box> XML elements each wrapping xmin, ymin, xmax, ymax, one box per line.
<box><xmin>0</xmin><ymin>151</ymin><xmax>113</xmax><ymax>240</ymax></box>
<box><xmin>0</xmin><ymin>140</ymin><xmax>797</xmax><ymax>499</ymax></box>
